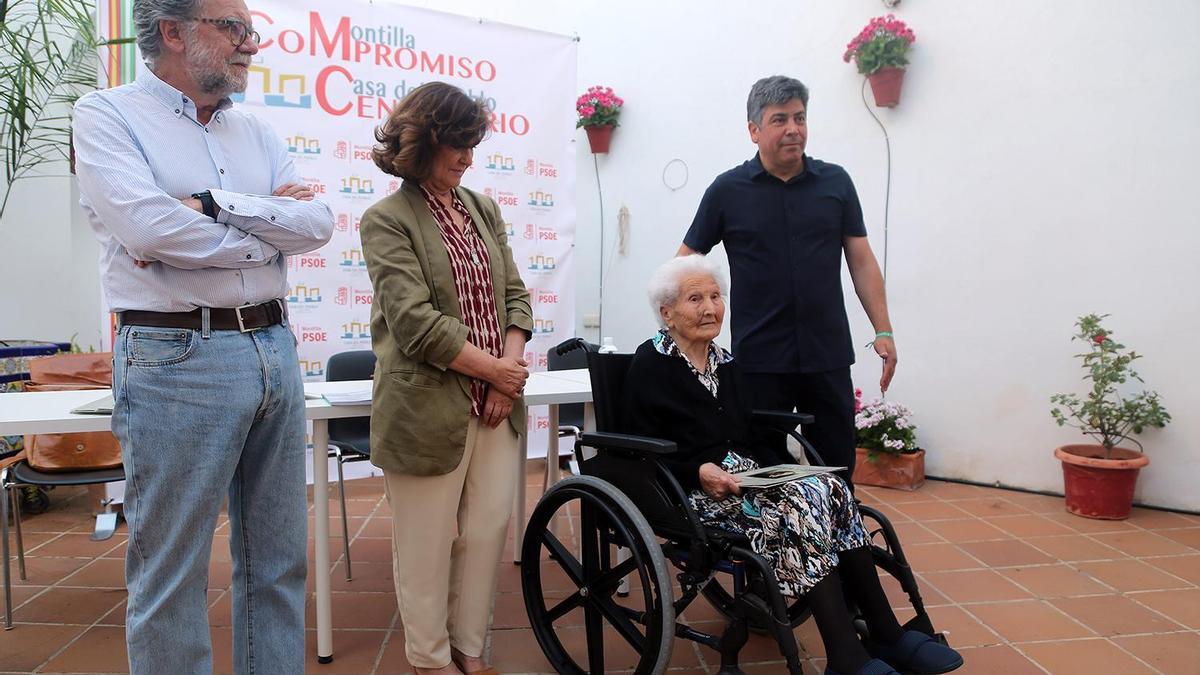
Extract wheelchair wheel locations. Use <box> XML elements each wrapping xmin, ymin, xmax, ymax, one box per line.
<box><xmin>521</xmin><ymin>475</ymin><xmax>675</xmax><ymax>675</ymax></box>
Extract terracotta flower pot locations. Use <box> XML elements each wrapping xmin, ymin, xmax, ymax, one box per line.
<box><xmin>852</xmin><ymin>447</ymin><xmax>925</xmax><ymax>491</ymax></box>
<box><xmin>584</xmin><ymin>124</ymin><xmax>615</xmax><ymax>154</ymax></box>
<box><xmin>1055</xmin><ymin>444</ymin><xmax>1148</xmax><ymax>520</ymax></box>
<box><xmin>866</xmin><ymin>67</ymin><xmax>905</xmax><ymax>108</ymax></box>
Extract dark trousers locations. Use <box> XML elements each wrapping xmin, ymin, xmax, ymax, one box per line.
<box><xmin>744</xmin><ymin>368</ymin><xmax>857</xmax><ymax>485</ymax></box>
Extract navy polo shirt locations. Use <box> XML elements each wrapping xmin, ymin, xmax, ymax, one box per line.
<box><xmin>684</xmin><ymin>153</ymin><xmax>867</xmax><ymax>373</ymax></box>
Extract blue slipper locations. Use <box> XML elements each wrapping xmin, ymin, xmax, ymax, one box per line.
<box><xmin>865</xmin><ymin>630</ymin><xmax>963</xmax><ymax>674</ymax></box>
<box><xmin>824</xmin><ymin>658</ymin><xmax>900</xmax><ymax>675</ymax></box>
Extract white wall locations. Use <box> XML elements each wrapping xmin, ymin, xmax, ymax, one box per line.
<box><xmin>3</xmin><ymin>0</ymin><xmax>1197</xmax><ymax>510</ymax></box>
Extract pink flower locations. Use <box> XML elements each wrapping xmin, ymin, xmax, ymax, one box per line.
<box><xmin>580</xmin><ymin>105</ymin><xmax>595</xmax><ymax>117</ymax></box>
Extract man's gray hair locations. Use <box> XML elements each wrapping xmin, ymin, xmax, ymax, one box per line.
<box><xmin>134</xmin><ymin>0</ymin><xmax>203</xmax><ymax>65</ymax></box>
<box><xmin>746</xmin><ymin>75</ymin><xmax>809</xmax><ymax>125</ymax></box>
<box><xmin>647</xmin><ymin>255</ymin><xmax>729</xmax><ymax>328</ymax></box>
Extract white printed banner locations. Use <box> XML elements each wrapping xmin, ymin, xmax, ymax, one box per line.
<box><xmin>96</xmin><ymin>1</ymin><xmax>578</xmax><ymax>486</ymax></box>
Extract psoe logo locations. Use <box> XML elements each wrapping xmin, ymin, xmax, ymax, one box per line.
<box><xmin>231</xmin><ymin>65</ymin><xmax>312</xmax><ymax>109</ymax></box>
<box><xmin>300</xmin><ymin>326</ymin><xmax>328</xmax><ymax>343</ymax></box>
<box><xmin>288</xmin><ymin>284</ymin><xmax>322</xmax><ymax>303</ymax></box>
<box><xmin>532</xmin><ymin>318</ymin><xmax>556</xmax><ymax>336</ymax></box>
<box><xmin>300</xmin><ymin>359</ymin><xmax>324</xmax><ymax>378</ymax></box>
<box><xmin>523</xmin><ymin>350</ymin><xmax>549</xmax><ymax>369</ymax></box>
<box><xmin>298</xmin><ymin>252</ymin><xmax>326</xmax><ymax>269</ymax></box>
<box><xmin>286</xmin><ymin>134</ymin><xmax>320</xmax><ymax>155</ymax></box>
<box><xmin>353</xmin><ymin>289</ymin><xmax>373</xmax><ymax>306</ymax></box>
<box><xmin>536</xmin><ymin>289</ymin><xmax>559</xmax><ymax>305</ymax></box>
<box><xmin>339</xmin><ymin>248</ymin><xmax>368</xmax><ymax>269</ymax></box>
<box><xmin>340</xmin><ymin>175</ymin><xmax>375</xmax><ymax>195</ymax></box>
<box><xmin>537</xmin><ymin>225</ymin><xmax>558</xmax><ymax>241</ymax></box>
<box><xmin>521</xmin><ymin>223</ymin><xmax>535</xmax><ymax>240</ymax></box>
<box><xmin>528</xmin><ymin>190</ymin><xmax>554</xmax><ymax>208</ymax></box>
<box><xmin>495</xmin><ymin>190</ymin><xmax>518</xmax><ymax>207</ymax></box>
<box><xmin>335</xmin><ymin>286</ymin><xmax>351</xmax><ymax>305</ymax></box>
<box><xmin>485</xmin><ymin>152</ymin><xmax>514</xmax><ymax>172</ymax></box>
<box><xmin>527</xmin><ymin>254</ymin><xmax>556</xmax><ymax>272</ymax></box>
<box><xmin>341</xmin><ymin>320</ymin><xmax>371</xmax><ymax>340</ymax></box>
<box><xmin>301</xmin><ymin>177</ymin><xmax>327</xmax><ymax>195</ymax></box>
<box><xmin>524</xmin><ymin>159</ymin><xmax>558</xmax><ymax>178</ymax></box>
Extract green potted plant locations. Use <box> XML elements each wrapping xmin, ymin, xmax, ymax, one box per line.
<box><xmin>843</xmin><ymin>14</ymin><xmax>916</xmax><ymax>108</ymax></box>
<box><xmin>853</xmin><ymin>389</ymin><xmax>925</xmax><ymax>490</ymax></box>
<box><xmin>0</xmin><ymin>0</ymin><xmax>132</xmax><ymax>222</ymax></box>
<box><xmin>1051</xmin><ymin>314</ymin><xmax>1171</xmax><ymax>519</ymax></box>
<box><xmin>575</xmin><ymin>85</ymin><xmax>623</xmax><ymax>154</ymax></box>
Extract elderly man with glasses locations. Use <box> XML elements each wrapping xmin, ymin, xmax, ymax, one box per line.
<box><xmin>71</xmin><ymin>1</ymin><xmax>333</xmax><ymax>673</ymax></box>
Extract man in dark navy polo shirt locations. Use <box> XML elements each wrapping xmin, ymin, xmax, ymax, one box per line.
<box><xmin>678</xmin><ymin>75</ymin><xmax>895</xmax><ymax>481</ymax></box>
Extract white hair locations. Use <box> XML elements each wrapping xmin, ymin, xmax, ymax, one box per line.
<box><xmin>646</xmin><ymin>255</ymin><xmax>729</xmax><ymax>328</ymax></box>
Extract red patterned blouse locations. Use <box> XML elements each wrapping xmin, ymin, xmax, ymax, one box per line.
<box><xmin>419</xmin><ymin>185</ymin><xmax>504</xmax><ymax>416</ymax></box>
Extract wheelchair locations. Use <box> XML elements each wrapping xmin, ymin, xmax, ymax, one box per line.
<box><xmin>519</xmin><ymin>339</ymin><xmax>948</xmax><ymax>674</ymax></box>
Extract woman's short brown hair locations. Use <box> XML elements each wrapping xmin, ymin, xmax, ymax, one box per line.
<box><xmin>372</xmin><ymin>82</ymin><xmax>491</xmax><ymax>182</ymax></box>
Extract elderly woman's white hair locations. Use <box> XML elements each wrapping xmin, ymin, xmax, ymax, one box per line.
<box><xmin>646</xmin><ymin>255</ymin><xmax>729</xmax><ymax>328</ymax></box>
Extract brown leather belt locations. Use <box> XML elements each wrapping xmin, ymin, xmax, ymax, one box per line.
<box><xmin>118</xmin><ymin>301</ymin><xmax>285</xmax><ymax>332</ymax></box>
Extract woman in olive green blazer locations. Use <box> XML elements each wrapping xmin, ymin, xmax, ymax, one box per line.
<box><xmin>360</xmin><ymin>82</ymin><xmax>531</xmax><ymax>675</ymax></box>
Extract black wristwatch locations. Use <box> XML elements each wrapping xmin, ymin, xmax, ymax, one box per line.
<box><xmin>191</xmin><ymin>190</ymin><xmax>217</xmax><ymax>219</ymax></box>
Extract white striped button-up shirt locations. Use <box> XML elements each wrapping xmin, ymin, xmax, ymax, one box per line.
<box><xmin>73</xmin><ymin>68</ymin><xmax>334</xmax><ymax>313</ymax></box>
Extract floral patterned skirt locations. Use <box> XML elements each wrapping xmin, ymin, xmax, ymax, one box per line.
<box><xmin>689</xmin><ymin>452</ymin><xmax>870</xmax><ymax>597</ymax></box>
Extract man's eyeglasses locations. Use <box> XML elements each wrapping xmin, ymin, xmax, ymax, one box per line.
<box><xmin>192</xmin><ymin>17</ymin><xmax>261</xmax><ymax>48</ymax></box>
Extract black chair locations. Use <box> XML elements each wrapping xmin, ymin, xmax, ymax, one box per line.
<box><xmin>518</xmin><ymin>338</ymin><xmax>943</xmax><ymax>674</ymax></box>
<box><xmin>2</xmin><ymin>461</ymin><xmax>126</xmax><ymax>629</ymax></box>
<box><xmin>325</xmin><ymin>350</ymin><xmax>375</xmax><ymax>582</ymax></box>
<box><xmin>547</xmin><ymin>338</ymin><xmax>597</xmax><ymax>472</ymax></box>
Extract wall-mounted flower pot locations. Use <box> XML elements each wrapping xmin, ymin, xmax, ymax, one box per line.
<box><xmin>584</xmin><ymin>124</ymin><xmax>615</xmax><ymax>154</ymax></box>
<box><xmin>1055</xmin><ymin>444</ymin><xmax>1148</xmax><ymax>520</ymax></box>
<box><xmin>853</xmin><ymin>447</ymin><xmax>925</xmax><ymax>491</ymax></box>
<box><xmin>866</xmin><ymin>67</ymin><xmax>905</xmax><ymax>107</ymax></box>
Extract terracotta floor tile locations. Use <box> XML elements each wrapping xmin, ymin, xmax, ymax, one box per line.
<box><xmin>326</xmin><ymin>561</ymin><xmax>396</xmax><ymax>593</ymax></box>
<box><xmin>10</xmin><ymin>555</ymin><xmax>91</xmax><ymax>586</ymax></box>
<box><xmin>1129</xmin><ymin>588</ymin><xmax>1200</xmax><ymax>629</ymax></box>
<box><xmin>883</xmin><ymin>519</ymin><xmax>946</xmax><ymax>545</ymax></box>
<box><xmin>1143</xmin><ymin>554</ymin><xmax>1200</xmax><ymax>585</ymax></box>
<box><xmin>1090</xmin><ymin>529</ymin><xmax>1195</xmax><ymax>557</ymax></box>
<box><xmin>968</xmin><ymin>599</ymin><xmax>1094</xmax><ymax>642</ymax></box>
<box><xmin>1002</xmin><ymin>492</ymin><xmax>1070</xmax><ymax>515</ymax></box>
<box><xmin>1113</xmin><ymin>630</ymin><xmax>1200</xmax><ymax>675</ymax></box>
<box><xmin>959</xmin><ymin>540</ymin><xmax>1056</xmax><ymax>568</ymax></box>
<box><xmin>1023</xmin><ymin>534</ymin><xmax>1123</xmax><ymax>562</ymax></box>
<box><xmin>920</xmin><ymin>480</ymin><xmax>1003</xmax><ymax>500</ymax></box>
<box><xmin>1157</xmin><ymin>527</ymin><xmax>1200</xmax><ymax>552</ymax></box>
<box><xmin>1076</xmin><ymin>558</ymin><xmax>1194</xmax><ymax>592</ymax></box>
<box><xmin>22</xmin><ymin>532</ymin><xmax>126</xmax><ymax>558</ymax></box>
<box><xmin>1043</xmin><ymin>511</ymin><xmax>1139</xmax><ymax>534</ymax></box>
<box><xmin>5</xmin><ymin>583</ymin><xmax>48</xmax><ymax>609</ymax></box>
<box><xmin>900</xmin><ymin>604</ymin><xmax>1002</xmax><ymax>648</ymax></box>
<box><xmin>879</xmin><ymin>571</ymin><xmax>951</xmax><ymax>608</ymax></box>
<box><xmin>948</xmin><ymin>498</ymin><xmax>1031</xmax><ymax>519</ymax></box>
<box><xmin>901</xmin><ymin>542</ymin><xmax>983</xmax><ymax>572</ymax></box>
<box><xmin>890</xmin><ymin>500</ymin><xmax>973</xmax><ymax>521</ymax></box>
<box><xmin>492</xmin><ymin>591</ymin><xmax>535</xmax><ymax>630</ymax></box>
<box><xmin>7</xmin><ymin>530</ymin><xmax>60</xmax><ymax>552</ymax></box>
<box><xmin>1125</xmin><ymin>507</ymin><xmax>1199</xmax><ymax>530</ymax></box>
<box><xmin>920</xmin><ymin>569</ymin><xmax>1033</xmax><ymax>604</ymax></box>
<box><xmin>346</xmin><ymin>536</ymin><xmax>395</xmax><ymax>563</ymax></box>
<box><xmin>304</xmin><ymin>591</ymin><xmax>397</xmax><ymax>629</ymax></box>
<box><xmin>997</xmin><ymin>564</ymin><xmax>1110</xmax><ymax>598</ymax></box>
<box><xmin>374</xmin><ymin>630</ymin><xmax>413</xmax><ymax>674</ymax></box>
<box><xmin>0</xmin><ymin>622</ymin><xmax>88</xmax><ymax>671</ymax></box>
<box><xmin>12</xmin><ymin>586</ymin><xmax>126</xmax><ymax>625</ymax></box>
<box><xmin>40</xmin><ymin>624</ymin><xmax>129</xmax><ymax>672</ymax></box>
<box><xmin>301</xmin><ymin>628</ymin><xmax>388</xmax><ymax>675</ymax></box>
<box><xmin>921</xmin><ymin>518</ymin><xmax>1010</xmax><ymax>543</ymax></box>
<box><xmin>954</xmin><ymin>643</ymin><xmax>1045</xmax><ymax>674</ymax></box>
<box><xmin>989</xmin><ymin>513</ymin><xmax>1075</xmax><ymax>538</ymax></box>
<box><xmin>1050</xmin><ymin>594</ymin><xmax>1186</xmax><ymax>636</ymax></box>
<box><xmin>1020</xmin><ymin>637</ymin><xmax>1158</xmax><ymax>674</ymax></box>
<box><xmin>858</xmin><ymin>485</ymin><xmax>938</xmax><ymax>503</ymax></box>
<box><xmin>358</xmin><ymin>516</ymin><xmax>395</xmax><ymax>538</ymax></box>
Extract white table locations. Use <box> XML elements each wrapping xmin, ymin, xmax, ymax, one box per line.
<box><xmin>0</xmin><ymin>368</ymin><xmax>590</xmax><ymax>663</ymax></box>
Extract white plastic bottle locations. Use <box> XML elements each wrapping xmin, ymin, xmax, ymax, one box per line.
<box><xmin>599</xmin><ymin>336</ymin><xmax>618</xmax><ymax>354</ymax></box>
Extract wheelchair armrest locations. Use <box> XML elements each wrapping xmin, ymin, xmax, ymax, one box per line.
<box><xmin>578</xmin><ymin>432</ymin><xmax>677</xmax><ymax>456</ymax></box>
<box><xmin>751</xmin><ymin>409</ymin><xmax>815</xmax><ymax>427</ymax></box>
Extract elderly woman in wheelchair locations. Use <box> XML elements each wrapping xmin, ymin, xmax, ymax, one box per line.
<box><xmin>519</xmin><ymin>255</ymin><xmax>962</xmax><ymax>675</ymax></box>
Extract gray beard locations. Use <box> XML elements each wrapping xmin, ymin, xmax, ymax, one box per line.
<box><xmin>184</xmin><ymin>39</ymin><xmax>248</xmax><ymax>98</ymax></box>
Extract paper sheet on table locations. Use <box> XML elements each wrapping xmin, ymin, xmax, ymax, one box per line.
<box><xmin>733</xmin><ymin>464</ymin><xmax>845</xmax><ymax>489</ymax></box>
<box><xmin>320</xmin><ymin>390</ymin><xmax>373</xmax><ymax>406</ymax></box>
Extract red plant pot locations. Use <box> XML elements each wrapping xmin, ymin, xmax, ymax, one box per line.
<box><xmin>866</xmin><ymin>67</ymin><xmax>905</xmax><ymax>108</ymax></box>
<box><xmin>1054</xmin><ymin>444</ymin><xmax>1149</xmax><ymax>520</ymax></box>
<box><xmin>584</xmin><ymin>124</ymin><xmax>615</xmax><ymax>154</ymax></box>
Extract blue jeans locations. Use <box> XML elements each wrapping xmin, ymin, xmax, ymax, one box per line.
<box><xmin>111</xmin><ymin>322</ymin><xmax>307</xmax><ymax>675</ymax></box>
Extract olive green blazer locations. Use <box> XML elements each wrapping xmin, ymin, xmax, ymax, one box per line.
<box><xmin>360</xmin><ymin>181</ymin><xmax>533</xmax><ymax>476</ymax></box>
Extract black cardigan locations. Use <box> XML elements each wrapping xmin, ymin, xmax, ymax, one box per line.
<box><xmin>620</xmin><ymin>339</ymin><xmax>776</xmax><ymax>491</ymax></box>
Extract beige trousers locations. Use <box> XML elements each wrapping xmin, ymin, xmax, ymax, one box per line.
<box><xmin>384</xmin><ymin>416</ymin><xmax>520</xmax><ymax>668</ymax></box>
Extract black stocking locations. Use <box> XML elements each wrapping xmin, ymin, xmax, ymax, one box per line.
<box><xmin>838</xmin><ymin>545</ymin><xmax>904</xmax><ymax>645</ymax></box>
<box><xmin>807</xmin><ymin>570</ymin><xmax>871</xmax><ymax>675</ymax></box>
